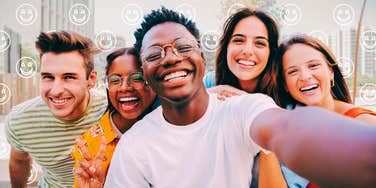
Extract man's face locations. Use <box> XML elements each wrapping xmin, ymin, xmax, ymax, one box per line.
<box><xmin>40</xmin><ymin>51</ymin><xmax>96</xmax><ymax>121</ymax></box>
<box><xmin>140</xmin><ymin>22</ymin><xmax>206</xmax><ymax>103</ymax></box>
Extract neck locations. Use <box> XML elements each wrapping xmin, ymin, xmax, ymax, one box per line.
<box><xmin>160</xmin><ymin>86</ymin><xmax>209</xmax><ymax>126</ymax></box>
<box><xmin>238</xmin><ymin>79</ymin><xmax>258</xmax><ymax>93</ymax></box>
<box><xmin>112</xmin><ymin>112</ymin><xmax>138</xmax><ymax>133</ymax></box>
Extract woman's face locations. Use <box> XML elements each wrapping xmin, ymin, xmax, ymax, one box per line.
<box><xmin>226</xmin><ymin>16</ymin><xmax>270</xmax><ymax>83</ymax></box>
<box><xmin>107</xmin><ymin>54</ymin><xmax>156</xmax><ymax>119</ymax></box>
<box><xmin>283</xmin><ymin>43</ymin><xmax>334</xmax><ymax>107</ymax></box>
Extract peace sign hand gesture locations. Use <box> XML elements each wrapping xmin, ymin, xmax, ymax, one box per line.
<box><xmin>74</xmin><ymin>135</ymin><xmax>107</xmax><ymax>188</ymax></box>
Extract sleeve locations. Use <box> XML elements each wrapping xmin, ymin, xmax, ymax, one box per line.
<box><xmin>232</xmin><ymin>94</ymin><xmax>279</xmax><ymax>151</ymax></box>
<box><xmin>104</xmin><ymin>135</ymin><xmax>151</xmax><ymax>188</ymax></box>
<box><xmin>4</xmin><ymin>113</ymin><xmax>26</xmax><ymax>152</ymax></box>
<box><xmin>203</xmin><ymin>71</ymin><xmax>216</xmax><ymax>89</ymax></box>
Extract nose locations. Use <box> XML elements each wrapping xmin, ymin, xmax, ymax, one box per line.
<box><xmin>298</xmin><ymin>68</ymin><xmax>313</xmax><ymax>81</ymax></box>
<box><xmin>50</xmin><ymin>79</ymin><xmax>64</xmax><ymax>96</ymax></box>
<box><xmin>118</xmin><ymin>78</ymin><xmax>134</xmax><ymax>92</ymax></box>
<box><xmin>242</xmin><ymin>41</ymin><xmax>254</xmax><ymax>56</ymax></box>
<box><xmin>160</xmin><ymin>46</ymin><xmax>182</xmax><ymax>66</ymax></box>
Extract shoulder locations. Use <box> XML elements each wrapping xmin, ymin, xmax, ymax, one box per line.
<box><xmin>224</xmin><ymin>93</ymin><xmax>276</xmax><ymax>107</ymax></box>
<box><xmin>7</xmin><ymin>96</ymin><xmax>46</xmax><ymax>120</ymax></box>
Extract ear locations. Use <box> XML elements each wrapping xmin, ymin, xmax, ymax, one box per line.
<box><xmin>87</xmin><ymin>70</ymin><xmax>97</xmax><ymax>89</ymax></box>
<box><xmin>200</xmin><ymin>51</ymin><xmax>206</xmax><ymax>65</ymax></box>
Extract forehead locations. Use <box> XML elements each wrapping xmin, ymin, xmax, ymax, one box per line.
<box><xmin>141</xmin><ymin>22</ymin><xmax>196</xmax><ymax>49</ymax></box>
<box><xmin>233</xmin><ymin>16</ymin><xmax>268</xmax><ymax>37</ymax></box>
<box><xmin>108</xmin><ymin>55</ymin><xmax>140</xmax><ymax>74</ymax></box>
<box><xmin>40</xmin><ymin>51</ymin><xmax>86</xmax><ymax>74</ymax></box>
<box><xmin>283</xmin><ymin>43</ymin><xmax>325</xmax><ymax>64</ymax></box>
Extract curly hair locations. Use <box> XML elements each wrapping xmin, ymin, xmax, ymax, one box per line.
<box><xmin>133</xmin><ymin>6</ymin><xmax>200</xmax><ymax>54</ymax></box>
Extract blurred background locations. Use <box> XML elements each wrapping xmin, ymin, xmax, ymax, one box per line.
<box><xmin>0</xmin><ymin>0</ymin><xmax>375</xmax><ymax>187</ymax></box>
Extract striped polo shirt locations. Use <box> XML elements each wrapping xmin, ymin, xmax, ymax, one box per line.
<box><xmin>5</xmin><ymin>89</ymin><xmax>107</xmax><ymax>188</ymax></box>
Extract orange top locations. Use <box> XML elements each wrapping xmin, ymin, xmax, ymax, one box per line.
<box><xmin>71</xmin><ymin>110</ymin><xmax>120</xmax><ymax>188</ymax></box>
<box><xmin>258</xmin><ymin>151</ymin><xmax>288</xmax><ymax>188</ymax></box>
<box><xmin>343</xmin><ymin>107</ymin><xmax>376</xmax><ymax>118</ymax></box>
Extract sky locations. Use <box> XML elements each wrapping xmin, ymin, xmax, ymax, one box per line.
<box><xmin>94</xmin><ymin>0</ymin><xmax>376</xmax><ymax>45</ymax></box>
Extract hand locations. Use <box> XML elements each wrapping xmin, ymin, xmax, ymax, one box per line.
<box><xmin>74</xmin><ymin>136</ymin><xmax>107</xmax><ymax>188</ymax></box>
<box><xmin>207</xmin><ymin>85</ymin><xmax>247</xmax><ymax>100</ymax></box>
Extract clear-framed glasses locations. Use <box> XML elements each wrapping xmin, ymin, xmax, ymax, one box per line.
<box><xmin>141</xmin><ymin>38</ymin><xmax>200</xmax><ymax>65</ymax></box>
<box><xmin>105</xmin><ymin>71</ymin><xmax>145</xmax><ymax>90</ymax></box>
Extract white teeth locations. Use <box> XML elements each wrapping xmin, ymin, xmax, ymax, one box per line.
<box><xmin>119</xmin><ymin>97</ymin><xmax>139</xmax><ymax>102</ymax></box>
<box><xmin>300</xmin><ymin>84</ymin><xmax>319</xmax><ymax>92</ymax></box>
<box><xmin>164</xmin><ymin>71</ymin><xmax>188</xmax><ymax>81</ymax></box>
<box><xmin>238</xmin><ymin>60</ymin><xmax>256</xmax><ymax>66</ymax></box>
<box><xmin>51</xmin><ymin>98</ymin><xmax>67</xmax><ymax>104</ymax></box>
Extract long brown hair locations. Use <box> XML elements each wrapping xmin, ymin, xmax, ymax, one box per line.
<box><xmin>271</xmin><ymin>35</ymin><xmax>352</xmax><ymax>108</ymax></box>
<box><xmin>215</xmin><ymin>7</ymin><xmax>279</xmax><ymax>94</ymax></box>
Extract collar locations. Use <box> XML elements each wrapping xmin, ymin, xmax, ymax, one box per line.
<box><xmin>98</xmin><ymin>110</ymin><xmax>120</xmax><ymax>144</ymax></box>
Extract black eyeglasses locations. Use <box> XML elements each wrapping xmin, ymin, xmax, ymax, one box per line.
<box><xmin>141</xmin><ymin>38</ymin><xmax>199</xmax><ymax>66</ymax></box>
<box><xmin>105</xmin><ymin>71</ymin><xmax>145</xmax><ymax>90</ymax></box>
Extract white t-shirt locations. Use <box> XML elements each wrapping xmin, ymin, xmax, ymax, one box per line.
<box><xmin>104</xmin><ymin>93</ymin><xmax>279</xmax><ymax>188</ymax></box>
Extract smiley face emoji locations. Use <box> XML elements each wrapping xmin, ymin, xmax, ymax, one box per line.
<box><xmin>95</xmin><ymin>31</ymin><xmax>117</xmax><ymax>52</ymax></box>
<box><xmin>333</xmin><ymin>3</ymin><xmax>354</xmax><ymax>26</ymax></box>
<box><xmin>200</xmin><ymin>31</ymin><xmax>220</xmax><ymax>53</ymax></box>
<box><xmin>69</xmin><ymin>4</ymin><xmax>90</xmax><ymax>25</ymax></box>
<box><xmin>175</xmin><ymin>3</ymin><xmax>196</xmax><ymax>22</ymax></box>
<box><xmin>360</xmin><ymin>83</ymin><xmax>376</xmax><ymax>105</ymax></box>
<box><xmin>121</xmin><ymin>4</ymin><xmax>143</xmax><ymax>26</ymax></box>
<box><xmin>0</xmin><ymin>30</ymin><xmax>11</xmax><ymax>52</ymax></box>
<box><xmin>16</xmin><ymin>57</ymin><xmax>37</xmax><ymax>78</ymax></box>
<box><xmin>361</xmin><ymin>30</ymin><xmax>376</xmax><ymax>51</ymax></box>
<box><xmin>280</xmin><ymin>3</ymin><xmax>302</xmax><ymax>26</ymax></box>
<box><xmin>227</xmin><ymin>3</ymin><xmax>246</xmax><ymax>18</ymax></box>
<box><xmin>337</xmin><ymin>57</ymin><xmax>354</xmax><ymax>78</ymax></box>
<box><xmin>16</xmin><ymin>3</ymin><xmax>37</xmax><ymax>26</ymax></box>
<box><xmin>0</xmin><ymin>83</ymin><xmax>11</xmax><ymax>105</ymax></box>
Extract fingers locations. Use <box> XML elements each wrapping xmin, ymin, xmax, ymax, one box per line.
<box><xmin>76</xmin><ymin>136</ymin><xmax>92</xmax><ymax>161</ymax></box>
<box><xmin>95</xmin><ymin>136</ymin><xmax>107</xmax><ymax>160</ymax></box>
<box><xmin>74</xmin><ymin>167</ymin><xmax>90</xmax><ymax>182</ymax></box>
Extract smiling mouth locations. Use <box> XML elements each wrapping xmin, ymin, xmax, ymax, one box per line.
<box><xmin>237</xmin><ymin>60</ymin><xmax>256</xmax><ymax>66</ymax></box>
<box><xmin>163</xmin><ymin>71</ymin><xmax>188</xmax><ymax>82</ymax></box>
<box><xmin>49</xmin><ymin>97</ymin><xmax>72</xmax><ymax>106</ymax></box>
<box><xmin>300</xmin><ymin>84</ymin><xmax>319</xmax><ymax>92</ymax></box>
<box><xmin>119</xmin><ymin>97</ymin><xmax>140</xmax><ymax>111</ymax></box>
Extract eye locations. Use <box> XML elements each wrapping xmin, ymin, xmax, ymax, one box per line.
<box><xmin>231</xmin><ymin>37</ymin><xmax>245</xmax><ymax>43</ymax></box>
<box><xmin>287</xmin><ymin>69</ymin><xmax>298</xmax><ymax>76</ymax></box>
<box><xmin>176</xmin><ymin>44</ymin><xmax>194</xmax><ymax>53</ymax></box>
<box><xmin>109</xmin><ymin>76</ymin><xmax>121</xmax><ymax>84</ymax></box>
<box><xmin>309</xmin><ymin>63</ymin><xmax>320</xmax><ymax>69</ymax></box>
<box><xmin>129</xmin><ymin>73</ymin><xmax>144</xmax><ymax>83</ymax></box>
<box><xmin>145</xmin><ymin>53</ymin><xmax>162</xmax><ymax>62</ymax></box>
<box><xmin>64</xmin><ymin>75</ymin><xmax>76</xmax><ymax>80</ymax></box>
<box><xmin>255</xmin><ymin>40</ymin><xmax>268</xmax><ymax>47</ymax></box>
<box><xmin>42</xmin><ymin>75</ymin><xmax>54</xmax><ymax>80</ymax></box>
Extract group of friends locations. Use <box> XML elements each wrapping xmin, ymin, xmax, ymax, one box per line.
<box><xmin>5</xmin><ymin>6</ymin><xmax>376</xmax><ymax>188</ymax></box>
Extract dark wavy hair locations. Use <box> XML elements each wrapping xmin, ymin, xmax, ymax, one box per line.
<box><xmin>271</xmin><ymin>34</ymin><xmax>352</xmax><ymax>108</ymax></box>
<box><xmin>133</xmin><ymin>6</ymin><xmax>200</xmax><ymax>55</ymax></box>
<box><xmin>215</xmin><ymin>7</ymin><xmax>279</xmax><ymax>94</ymax></box>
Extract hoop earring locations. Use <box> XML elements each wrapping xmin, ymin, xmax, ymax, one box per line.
<box><xmin>330</xmin><ymin>80</ymin><xmax>335</xmax><ymax>87</ymax></box>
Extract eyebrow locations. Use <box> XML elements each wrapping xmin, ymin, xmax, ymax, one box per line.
<box><xmin>231</xmin><ymin>33</ymin><xmax>269</xmax><ymax>40</ymax></box>
<box><xmin>284</xmin><ymin>59</ymin><xmax>324</xmax><ymax>71</ymax></box>
<box><xmin>149</xmin><ymin>37</ymin><xmax>182</xmax><ymax>48</ymax></box>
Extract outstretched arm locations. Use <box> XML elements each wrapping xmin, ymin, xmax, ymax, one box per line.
<box><xmin>250</xmin><ymin>106</ymin><xmax>376</xmax><ymax>188</ymax></box>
